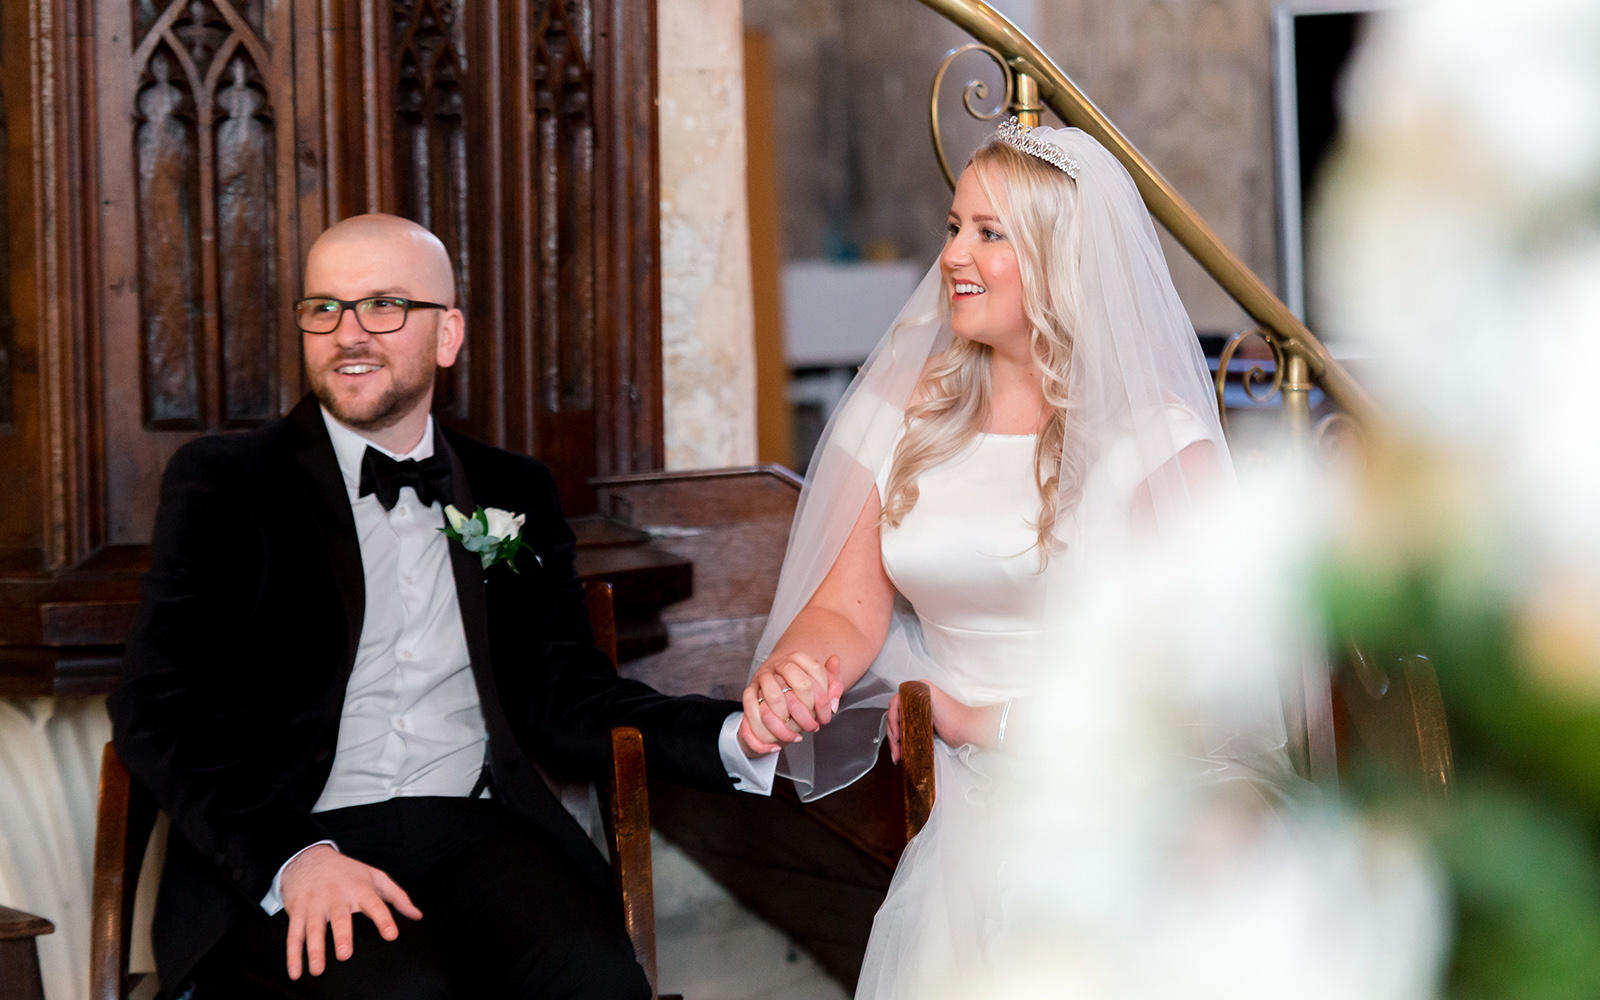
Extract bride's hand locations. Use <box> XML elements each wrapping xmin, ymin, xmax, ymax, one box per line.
<box><xmin>739</xmin><ymin>652</ymin><xmax>844</xmax><ymax>756</ymax></box>
<box><xmin>887</xmin><ymin>681</ymin><xmax>1003</xmax><ymax>762</ymax></box>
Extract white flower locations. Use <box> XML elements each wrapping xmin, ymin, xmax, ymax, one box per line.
<box><xmin>440</xmin><ymin>505</ymin><xmax>530</xmax><ymax>572</ymax></box>
<box><xmin>483</xmin><ymin>507</ymin><xmax>526</xmax><ymax>541</ymax></box>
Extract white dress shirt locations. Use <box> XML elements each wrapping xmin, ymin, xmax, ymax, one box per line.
<box><xmin>312</xmin><ymin>411</ymin><xmax>487</xmax><ymax>811</ymax></box>
<box><xmin>262</xmin><ymin>409</ymin><xmax>775</xmax><ymax>912</ymax></box>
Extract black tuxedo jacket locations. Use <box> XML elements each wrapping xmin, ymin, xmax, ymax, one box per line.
<box><xmin>110</xmin><ymin>394</ymin><xmax>738</xmax><ymax>987</ymax></box>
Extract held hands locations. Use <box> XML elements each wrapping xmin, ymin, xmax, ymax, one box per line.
<box><xmin>280</xmin><ymin>844</ymin><xmax>422</xmax><ymax>980</ymax></box>
<box><xmin>886</xmin><ymin>681</ymin><xmax>1003</xmax><ymax>763</ymax></box>
<box><xmin>738</xmin><ymin>653</ymin><xmax>845</xmax><ymax>756</ymax></box>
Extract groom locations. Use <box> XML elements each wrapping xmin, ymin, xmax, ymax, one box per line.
<box><xmin>111</xmin><ymin>214</ymin><xmax>781</xmax><ymax>998</ymax></box>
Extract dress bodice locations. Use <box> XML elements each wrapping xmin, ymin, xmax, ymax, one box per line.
<box><xmin>877</xmin><ymin>432</ymin><xmax>1062</xmax><ymax>703</ymax></box>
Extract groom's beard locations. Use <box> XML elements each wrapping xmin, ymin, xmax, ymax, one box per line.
<box><xmin>305</xmin><ymin>343</ymin><xmax>438</xmax><ymax>434</ymax></box>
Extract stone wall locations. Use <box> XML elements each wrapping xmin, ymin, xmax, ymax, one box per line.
<box><xmin>1035</xmin><ymin>0</ymin><xmax>1275</xmax><ymax>332</ymax></box>
<box><xmin>659</xmin><ymin>0</ymin><xmax>758</xmax><ymax>469</ymax></box>
<box><xmin>743</xmin><ymin>0</ymin><xmax>1280</xmax><ymax>333</ymax></box>
<box><xmin>743</xmin><ymin>0</ymin><xmax>969</xmax><ymax>263</ymax></box>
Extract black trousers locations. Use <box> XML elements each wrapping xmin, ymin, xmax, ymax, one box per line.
<box><xmin>191</xmin><ymin>797</ymin><xmax>649</xmax><ymax>1000</ymax></box>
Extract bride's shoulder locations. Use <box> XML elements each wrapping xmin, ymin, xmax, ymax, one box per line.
<box><xmin>827</xmin><ymin>386</ymin><xmax>903</xmax><ymax>451</ymax></box>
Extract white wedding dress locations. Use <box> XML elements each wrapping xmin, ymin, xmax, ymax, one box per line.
<box><xmin>853</xmin><ymin>429</ymin><xmax>1068</xmax><ymax>1000</ymax></box>
<box><xmin>845</xmin><ymin>410</ymin><xmax>1297</xmax><ymax>998</ymax></box>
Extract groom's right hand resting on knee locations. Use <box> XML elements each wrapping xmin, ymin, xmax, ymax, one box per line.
<box><xmin>280</xmin><ymin>844</ymin><xmax>423</xmax><ymax>980</ymax></box>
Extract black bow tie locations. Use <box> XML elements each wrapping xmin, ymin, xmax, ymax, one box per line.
<box><xmin>358</xmin><ymin>447</ymin><xmax>453</xmax><ymax>511</ymax></box>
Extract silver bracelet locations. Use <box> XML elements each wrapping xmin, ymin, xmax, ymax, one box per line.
<box><xmin>996</xmin><ymin>698</ymin><xmax>1014</xmax><ymax>750</ymax></box>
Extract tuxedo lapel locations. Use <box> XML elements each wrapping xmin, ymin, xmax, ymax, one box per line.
<box><xmin>285</xmin><ymin>397</ymin><xmax>365</xmax><ymax>672</ymax></box>
<box><xmin>439</xmin><ymin>431</ymin><xmax>504</xmax><ymax>723</ymax></box>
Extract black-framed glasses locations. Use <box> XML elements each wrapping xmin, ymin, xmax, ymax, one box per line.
<box><xmin>294</xmin><ymin>296</ymin><xmax>449</xmax><ymax>334</ymax></box>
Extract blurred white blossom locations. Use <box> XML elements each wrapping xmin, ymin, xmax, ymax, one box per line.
<box><xmin>1316</xmin><ymin>0</ymin><xmax>1600</xmax><ymax>573</ymax></box>
<box><xmin>929</xmin><ymin>464</ymin><xmax>1448</xmax><ymax>998</ymax></box>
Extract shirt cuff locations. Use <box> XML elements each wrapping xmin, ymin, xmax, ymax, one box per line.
<box><xmin>260</xmin><ymin>840</ymin><xmax>339</xmax><ymax>914</ymax></box>
<box><xmin>718</xmin><ymin>711</ymin><xmax>778</xmax><ymax>795</ymax></box>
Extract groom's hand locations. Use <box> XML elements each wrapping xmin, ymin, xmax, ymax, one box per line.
<box><xmin>280</xmin><ymin>844</ymin><xmax>423</xmax><ymax>980</ymax></box>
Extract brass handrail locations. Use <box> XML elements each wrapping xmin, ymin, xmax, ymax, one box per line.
<box><xmin>917</xmin><ymin>0</ymin><xmax>1382</xmax><ymax>431</ymax></box>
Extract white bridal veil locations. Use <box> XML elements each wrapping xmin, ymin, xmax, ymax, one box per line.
<box><xmin>753</xmin><ymin>124</ymin><xmax>1288</xmax><ymax>801</ymax></box>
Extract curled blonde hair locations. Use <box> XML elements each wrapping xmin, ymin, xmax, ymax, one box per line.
<box><xmin>880</xmin><ymin>139</ymin><xmax>1086</xmax><ymax>560</ymax></box>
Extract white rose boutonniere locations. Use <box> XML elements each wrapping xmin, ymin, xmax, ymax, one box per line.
<box><xmin>442</xmin><ymin>504</ymin><xmax>529</xmax><ymax>572</ymax></box>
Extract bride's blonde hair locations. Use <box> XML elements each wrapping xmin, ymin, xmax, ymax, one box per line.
<box><xmin>880</xmin><ymin>139</ymin><xmax>1086</xmax><ymax>559</ymax></box>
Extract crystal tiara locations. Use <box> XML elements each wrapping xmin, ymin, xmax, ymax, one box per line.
<box><xmin>995</xmin><ymin>117</ymin><xmax>1080</xmax><ymax>179</ymax></box>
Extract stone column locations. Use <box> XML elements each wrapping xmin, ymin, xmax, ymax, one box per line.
<box><xmin>658</xmin><ymin>0</ymin><xmax>759</xmax><ymax>470</ymax></box>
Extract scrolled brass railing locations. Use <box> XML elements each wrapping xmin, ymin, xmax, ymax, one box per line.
<box><xmin>916</xmin><ymin>0</ymin><xmax>1383</xmax><ymax>443</ymax></box>
<box><xmin>927</xmin><ymin>43</ymin><xmax>1014</xmax><ymax>187</ymax></box>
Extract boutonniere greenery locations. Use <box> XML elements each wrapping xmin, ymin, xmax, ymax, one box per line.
<box><xmin>443</xmin><ymin>505</ymin><xmax>529</xmax><ymax>572</ymax></box>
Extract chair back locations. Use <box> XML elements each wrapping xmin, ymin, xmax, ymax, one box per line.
<box><xmin>586</xmin><ymin>579</ymin><xmax>672</xmax><ymax>999</ymax></box>
<box><xmin>1339</xmin><ymin>649</ymin><xmax>1454</xmax><ymax>798</ymax></box>
<box><xmin>897</xmin><ymin>681</ymin><xmax>936</xmax><ymax>842</ymax></box>
<box><xmin>585</xmin><ymin>579</ymin><xmax>620</xmax><ymax>665</ymax></box>
<box><xmin>89</xmin><ymin>742</ymin><xmax>157</xmax><ymax>1000</ymax></box>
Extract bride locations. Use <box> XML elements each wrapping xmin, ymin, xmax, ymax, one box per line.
<box><xmin>737</xmin><ymin>120</ymin><xmax>1237</xmax><ymax>997</ymax></box>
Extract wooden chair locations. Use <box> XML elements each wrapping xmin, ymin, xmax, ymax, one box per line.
<box><xmin>896</xmin><ymin>681</ymin><xmax>936</xmax><ymax>842</ymax></box>
<box><xmin>0</xmin><ymin>904</ymin><xmax>53</xmax><ymax>1000</ymax></box>
<box><xmin>89</xmin><ymin>579</ymin><xmax>677</xmax><ymax>1000</ymax></box>
<box><xmin>586</xmin><ymin>580</ymin><xmax>682</xmax><ymax>1000</ymax></box>
<box><xmin>1337</xmin><ymin>647</ymin><xmax>1454</xmax><ymax>798</ymax></box>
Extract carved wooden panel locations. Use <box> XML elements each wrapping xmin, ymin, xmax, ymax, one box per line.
<box><xmin>0</xmin><ymin>0</ymin><xmax>60</xmax><ymax>570</ymax></box>
<box><xmin>392</xmin><ymin>0</ymin><xmax>472</xmax><ymax>419</ymax></box>
<box><xmin>214</xmin><ymin>49</ymin><xmax>278</xmax><ymax>424</ymax></box>
<box><xmin>531</xmin><ymin>0</ymin><xmax>597</xmax><ymax>419</ymax></box>
<box><xmin>375</xmin><ymin>0</ymin><xmax>660</xmax><ymax>513</ymax></box>
<box><xmin>98</xmin><ymin>0</ymin><xmax>298</xmax><ymax>541</ymax></box>
<box><xmin>0</xmin><ymin>9</ymin><xmax>12</xmax><ymax>432</ymax></box>
<box><xmin>135</xmin><ymin>45</ymin><xmax>203</xmax><ymax>427</ymax></box>
<box><xmin>498</xmin><ymin>0</ymin><xmax>606</xmax><ymax>507</ymax></box>
<box><xmin>590</xmin><ymin>0</ymin><xmax>664</xmax><ymax>483</ymax></box>
<box><xmin>0</xmin><ymin>0</ymin><xmax>661</xmax><ymax>573</ymax></box>
<box><xmin>128</xmin><ymin>0</ymin><xmax>282</xmax><ymax>429</ymax></box>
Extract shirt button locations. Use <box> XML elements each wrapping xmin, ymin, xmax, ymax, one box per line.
<box><xmin>401</xmin><ymin>574</ymin><xmax>414</xmax><ymax>585</ymax></box>
<box><xmin>396</xmin><ymin>507</ymin><xmax>410</xmax><ymax>519</ymax></box>
<box><xmin>393</xmin><ymin>715</ymin><xmax>407</xmax><ymax>732</ymax></box>
<box><xmin>398</xmin><ymin>648</ymin><xmax>414</xmax><ymax>660</ymax></box>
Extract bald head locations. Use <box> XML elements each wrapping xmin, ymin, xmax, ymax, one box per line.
<box><xmin>304</xmin><ymin>213</ymin><xmax>456</xmax><ymax>306</ymax></box>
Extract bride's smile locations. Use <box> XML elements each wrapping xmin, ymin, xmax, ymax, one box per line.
<box><xmin>941</xmin><ymin>166</ymin><xmax>1028</xmax><ymax>355</ymax></box>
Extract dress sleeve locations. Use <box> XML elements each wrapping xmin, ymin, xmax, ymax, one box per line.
<box><xmin>818</xmin><ymin>387</ymin><xmax>904</xmax><ymax>496</ymax></box>
<box><xmin>1093</xmin><ymin>402</ymin><xmax>1216</xmax><ymax>510</ymax></box>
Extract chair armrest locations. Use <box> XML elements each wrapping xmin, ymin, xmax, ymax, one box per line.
<box><xmin>897</xmin><ymin>680</ymin><xmax>936</xmax><ymax>842</ymax></box>
<box><xmin>607</xmin><ymin>725</ymin><xmax>659</xmax><ymax>996</ymax></box>
<box><xmin>91</xmin><ymin>742</ymin><xmax>158</xmax><ymax>1000</ymax></box>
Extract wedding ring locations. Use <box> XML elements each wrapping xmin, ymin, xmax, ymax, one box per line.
<box><xmin>781</xmin><ymin>686</ymin><xmax>793</xmax><ymax>694</ymax></box>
